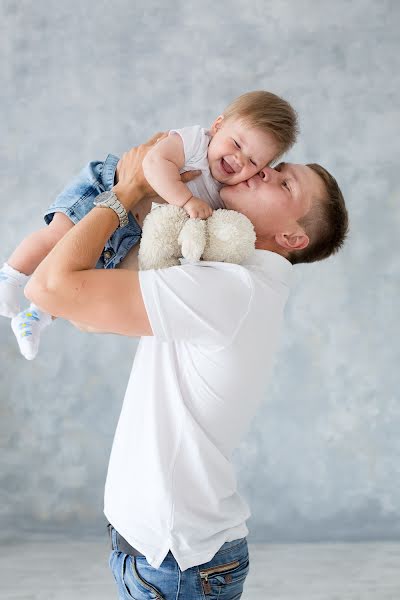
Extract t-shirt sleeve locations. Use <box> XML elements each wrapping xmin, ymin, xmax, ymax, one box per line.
<box><xmin>139</xmin><ymin>262</ymin><xmax>253</xmax><ymax>346</ymax></box>
<box><xmin>168</xmin><ymin>126</ymin><xmax>210</xmax><ymax>170</ymax></box>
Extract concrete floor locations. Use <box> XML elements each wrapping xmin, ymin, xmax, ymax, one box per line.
<box><xmin>1</xmin><ymin>537</ymin><xmax>400</xmax><ymax>599</ymax></box>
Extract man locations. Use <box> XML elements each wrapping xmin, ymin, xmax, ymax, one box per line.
<box><xmin>25</xmin><ymin>132</ymin><xmax>348</xmax><ymax>599</ymax></box>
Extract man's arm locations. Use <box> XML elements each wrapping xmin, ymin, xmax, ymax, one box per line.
<box><xmin>24</xmin><ymin>133</ymin><xmax>175</xmax><ymax>337</ymax></box>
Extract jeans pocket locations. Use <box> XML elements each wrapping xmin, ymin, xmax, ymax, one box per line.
<box><xmin>83</xmin><ymin>159</ymin><xmax>106</xmax><ymax>192</ymax></box>
<box><xmin>199</xmin><ymin>556</ymin><xmax>250</xmax><ymax>599</ymax></box>
<box><xmin>121</xmin><ymin>555</ymin><xmax>164</xmax><ymax>600</ymax></box>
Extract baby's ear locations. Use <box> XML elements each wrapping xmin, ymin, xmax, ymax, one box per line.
<box><xmin>209</xmin><ymin>114</ymin><xmax>224</xmax><ymax>135</ymax></box>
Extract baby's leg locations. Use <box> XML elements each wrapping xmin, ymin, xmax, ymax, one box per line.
<box><xmin>6</xmin><ymin>213</ymin><xmax>74</xmax><ymax>360</ymax></box>
<box><xmin>7</xmin><ymin>212</ymin><xmax>75</xmax><ymax>275</ymax></box>
<box><xmin>0</xmin><ymin>213</ymin><xmax>74</xmax><ymax>319</ymax></box>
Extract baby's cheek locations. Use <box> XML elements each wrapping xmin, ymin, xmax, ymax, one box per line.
<box><xmin>241</xmin><ymin>164</ymin><xmax>258</xmax><ymax>180</ymax></box>
<box><xmin>233</xmin><ymin>171</ymin><xmax>249</xmax><ymax>184</ymax></box>
<box><xmin>230</xmin><ymin>164</ymin><xmax>257</xmax><ymax>184</ymax></box>
<box><xmin>250</xmin><ymin>164</ymin><xmax>260</xmax><ymax>176</ymax></box>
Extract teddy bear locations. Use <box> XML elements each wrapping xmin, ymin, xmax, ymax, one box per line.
<box><xmin>138</xmin><ymin>205</ymin><xmax>256</xmax><ymax>270</ymax></box>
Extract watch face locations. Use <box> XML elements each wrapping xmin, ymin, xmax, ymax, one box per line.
<box><xmin>95</xmin><ymin>191</ymin><xmax>111</xmax><ymax>204</ymax></box>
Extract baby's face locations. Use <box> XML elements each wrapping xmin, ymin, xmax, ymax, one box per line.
<box><xmin>207</xmin><ymin>116</ymin><xmax>279</xmax><ymax>186</ymax></box>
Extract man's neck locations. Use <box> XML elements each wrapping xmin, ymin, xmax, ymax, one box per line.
<box><xmin>255</xmin><ymin>237</ymin><xmax>287</xmax><ymax>258</ymax></box>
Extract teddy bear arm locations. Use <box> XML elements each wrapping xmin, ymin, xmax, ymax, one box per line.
<box><xmin>178</xmin><ymin>218</ymin><xmax>207</xmax><ymax>262</ymax></box>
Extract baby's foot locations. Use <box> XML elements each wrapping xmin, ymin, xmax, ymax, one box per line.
<box><xmin>11</xmin><ymin>305</ymin><xmax>52</xmax><ymax>361</ymax></box>
<box><xmin>0</xmin><ymin>273</ymin><xmax>21</xmax><ymax>317</ymax></box>
<box><xmin>0</xmin><ymin>263</ymin><xmax>29</xmax><ymax>318</ymax></box>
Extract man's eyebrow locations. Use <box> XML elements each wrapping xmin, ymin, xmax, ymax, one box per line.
<box><xmin>278</xmin><ymin>162</ymin><xmax>300</xmax><ymax>197</ymax></box>
<box><xmin>280</xmin><ymin>162</ymin><xmax>298</xmax><ymax>182</ymax></box>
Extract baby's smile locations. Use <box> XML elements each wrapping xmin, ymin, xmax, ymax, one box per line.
<box><xmin>220</xmin><ymin>158</ymin><xmax>236</xmax><ymax>174</ymax></box>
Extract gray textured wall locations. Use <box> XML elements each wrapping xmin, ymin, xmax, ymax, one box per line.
<box><xmin>1</xmin><ymin>0</ymin><xmax>399</xmax><ymax>542</ymax></box>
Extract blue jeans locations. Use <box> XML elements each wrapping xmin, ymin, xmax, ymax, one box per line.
<box><xmin>43</xmin><ymin>154</ymin><xmax>142</xmax><ymax>269</ymax></box>
<box><xmin>108</xmin><ymin>526</ymin><xmax>250</xmax><ymax>599</ymax></box>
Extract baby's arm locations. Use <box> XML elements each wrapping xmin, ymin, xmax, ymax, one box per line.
<box><xmin>143</xmin><ymin>134</ymin><xmax>212</xmax><ymax>219</ymax></box>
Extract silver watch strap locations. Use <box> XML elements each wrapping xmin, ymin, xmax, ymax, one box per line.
<box><xmin>94</xmin><ymin>190</ymin><xmax>129</xmax><ymax>229</ymax></box>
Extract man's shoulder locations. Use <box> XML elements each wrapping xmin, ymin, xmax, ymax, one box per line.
<box><xmin>141</xmin><ymin>259</ymin><xmax>253</xmax><ymax>298</ymax></box>
<box><xmin>179</xmin><ymin>259</ymin><xmax>251</xmax><ymax>278</ymax></box>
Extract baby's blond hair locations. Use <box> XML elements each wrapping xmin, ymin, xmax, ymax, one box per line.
<box><xmin>222</xmin><ymin>90</ymin><xmax>299</xmax><ymax>160</ymax></box>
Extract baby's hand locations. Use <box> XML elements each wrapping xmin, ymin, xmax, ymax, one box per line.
<box><xmin>184</xmin><ymin>196</ymin><xmax>213</xmax><ymax>219</ymax></box>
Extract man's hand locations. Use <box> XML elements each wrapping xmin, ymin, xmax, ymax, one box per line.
<box><xmin>114</xmin><ymin>132</ymin><xmax>201</xmax><ymax>208</ymax></box>
<box><xmin>114</xmin><ymin>132</ymin><xmax>167</xmax><ymax>202</ymax></box>
<box><xmin>184</xmin><ymin>196</ymin><xmax>213</xmax><ymax>219</ymax></box>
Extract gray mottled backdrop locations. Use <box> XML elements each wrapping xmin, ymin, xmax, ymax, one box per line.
<box><xmin>1</xmin><ymin>1</ymin><xmax>399</xmax><ymax>542</ymax></box>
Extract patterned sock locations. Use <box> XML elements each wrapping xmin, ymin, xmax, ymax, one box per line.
<box><xmin>11</xmin><ymin>303</ymin><xmax>52</xmax><ymax>360</ymax></box>
<box><xmin>0</xmin><ymin>263</ymin><xmax>30</xmax><ymax>318</ymax></box>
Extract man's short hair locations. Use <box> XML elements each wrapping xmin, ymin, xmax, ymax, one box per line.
<box><xmin>288</xmin><ymin>163</ymin><xmax>349</xmax><ymax>265</ymax></box>
<box><xmin>222</xmin><ymin>90</ymin><xmax>299</xmax><ymax>160</ymax></box>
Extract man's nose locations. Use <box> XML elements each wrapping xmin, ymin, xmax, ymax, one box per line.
<box><xmin>259</xmin><ymin>165</ymin><xmax>280</xmax><ymax>183</ymax></box>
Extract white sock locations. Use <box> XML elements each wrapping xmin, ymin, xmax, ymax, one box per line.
<box><xmin>0</xmin><ymin>263</ymin><xmax>30</xmax><ymax>318</ymax></box>
<box><xmin>1</xmin><ymin>262</ymin><xmax>30</xmax><ymax>283</ymax></box>
<box><xmin>11</xmin><ymin>303</ymin><xmax>52</xmax><ymax>361</ymax></box>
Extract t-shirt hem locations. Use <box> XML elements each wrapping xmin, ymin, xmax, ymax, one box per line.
<box><xmin>105</xmin><ymin>507</ymin><xmax>249</xmax><ymax>571</ymax></box>
<box><xmin>173</xmin><ymin>524</ymin><xmax>250</xmax><ymax>571</ymax></box>
<box><xmin>104</xmin><ymin>508</ymin><xmax>163</xmax><ymax>567</ymax></box>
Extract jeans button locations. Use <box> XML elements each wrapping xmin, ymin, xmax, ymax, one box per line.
<box><xmin>104</xmin><ymin>251</ymin><xmax>112</xmax><ymax>260</ymax></box>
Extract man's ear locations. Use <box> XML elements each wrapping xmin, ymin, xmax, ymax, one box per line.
<box><xmin>275</xmin><ymin>230</ymin><xmax>309</xmax><ymax>252</ymax></box>
<box><xmin>209</xmin><ymin>114</ymin><xmax>224</xmax><ymax>135</ymax></box>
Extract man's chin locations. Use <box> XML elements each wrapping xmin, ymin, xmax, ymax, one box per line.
<box><xmin>220</xmin><ymin>191</ymin><xmax>239</xmax><ymax>211</ymax></box>
<box><xmin>219</xmin><ymin>186</ymin><xmax>229</xmax><ymax>205</ymax></box>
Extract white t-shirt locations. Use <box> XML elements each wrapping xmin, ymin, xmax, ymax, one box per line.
<box><xmin>104</xmin><ymin>250</ymin><xmax>293</xmax><ymax>571</ymax></box>
<box><xmin>169</xmin><ymin>125</ymin><xmax>225</xmax><ymax>210</ymax></box>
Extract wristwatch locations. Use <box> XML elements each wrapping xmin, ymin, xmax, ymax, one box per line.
<box><xmin>93</xmin><ymin>190</ymin><xmax>129</xmax><ymax>229</ymax></box>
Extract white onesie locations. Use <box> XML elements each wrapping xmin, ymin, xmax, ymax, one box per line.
<box><xmin>169</xmin><ymin>125</ymin><xmax>225</xmax><ymax>210</ymax></box>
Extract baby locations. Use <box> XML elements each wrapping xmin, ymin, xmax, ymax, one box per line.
<box><xmin>0</xmin><ymin>90</ymin><xmax>298</xmax><ymax>360</ymax></box>
<box><xmin>143</xmin><ymin>90</ymin><xmax>297</xmax><ymax>220</ymax></box>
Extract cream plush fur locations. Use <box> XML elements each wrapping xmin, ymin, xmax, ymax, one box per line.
<box><xmin>138</xmin><ymin>205</ymin><xmax>256</xmax><ymax>270</ymax></box>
